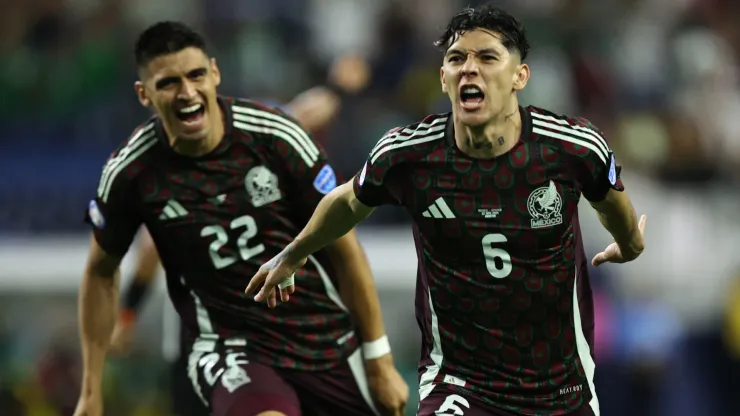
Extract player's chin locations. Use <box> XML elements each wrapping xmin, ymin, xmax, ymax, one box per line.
<box><xmin>456</xmin><ymin>109</ymin><xmax>490</xmax><ymax>127</ymax></box>
<box><xmin>176</xmin><ymin>123</ymin><xmax>210</xmax><ymax>141</ymax></box>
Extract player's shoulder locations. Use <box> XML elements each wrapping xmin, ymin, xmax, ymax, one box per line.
<box><xmin>368</xmin><ymin>112</ymin><xmax>450</xmax><ymax>167</ymax></box>
<box><xmin>228</xmin><ymin>96</ymin><xmax>298</xmax><ymax>128</ymax></box>
<box><xmin>111</xmin><ymin>116</ymin><xmax>160</xmax><ymax>155</ymax></box>
<box><xmin>228</xmin><ymin>96</ymin><xmax>322</xmax><ymax>167</ymax></box>
<box><xmin>526</xmin><ymin>105</ymin><xmax>610</xmax><ymax>164</ymax></box>
<box><xmin>96</xmin><ymin>116</ymin><xmax>160</xmax><ymax>202</ymax></box>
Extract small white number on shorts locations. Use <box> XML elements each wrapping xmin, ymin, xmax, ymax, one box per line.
<box><xmin>435</xmin><ymin>394</ymin><xmax>470</xmax><ymax>415</ymax></box>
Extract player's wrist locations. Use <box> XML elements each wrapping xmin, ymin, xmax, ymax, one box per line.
<box><xmin>361</xmin><ymin>334</ymin><xmax>392</xmax><ymax>360</ymax></box>
<box><xmin>121</xmin><ymin>277</ymin><xmax>151</xmax><ymax>313</ymax></box>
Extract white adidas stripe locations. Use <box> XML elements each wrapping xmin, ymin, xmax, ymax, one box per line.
<box><xmin>422</xmin><ymin>197</ymin><xmax>456</xmax><ymax>219</ymax></box>
<box><xmin>160</xmin><ymin>199</ymin><xmax>188</xmax><ymax>219</ymax></box>
<box><xmin>231</xmin><ymin>106</ymin><xmax>319</xmax><ymax>157</ymax></box>
<box><xmin>370</xmin><ymin>117</ymin><xmax>448</xmax><ymax>163</ymax></box>
<box><xmin>371</xmin><ymin>132</ymin><xmax>446</xmax><ymax>165</ymax></box>
<box><xmin>371</xmin><ymin>116</ymin><xmax>448</xmax><ymax>156</ymax></box>
<box><xmin>233</xmin><ymin>120</ymin><xmax>317</xmax><ymax>167</ymax></box>
<box><xmin>98</xmin><ymin>122</ymin><xmax>155</xmax><ymax>197</ymax></box>
<box><xmin>530</xmin><ymin>113</ymin><xmax>609</xmax><ymax>163</ymax></box>
<box><xmin>533</xmin><ymin>127</ymin><xmax>607</xmax><ymax>165</ymax></box>
<box><xmin>232</xmin><ymin>105</ymin><xmax>319</xmax><ymax>163</ymax></box>
<box><xmin>530</xmin><ymin>112</ymin><xmax>609</xmax><ymax>153</ymax></box>
<box><xmin>98</xmin><ymin>124</ymin><xmax>157</xmax><ymax>202</ymax></box>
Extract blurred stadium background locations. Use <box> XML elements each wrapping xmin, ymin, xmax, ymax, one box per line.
<box><xmin>2</xmin><ymin>0</ymin><xmax>740</xmax><ymax>415</ymax></box>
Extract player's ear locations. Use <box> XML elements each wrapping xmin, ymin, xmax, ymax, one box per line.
<box><xmin>210</xmin><ymin>58</ymin><xmax>221</xmax><ymax>87</ymax></box>
<box><xmin>440</xmin><ymin>67</ymin><xmax>448</xmax><ymax>94</ymax></box>
<box><xmin>134</xmin><ymin>81</ymin><xmax>151</xmax><ymax>107</ymax></box>
<box><xmin>512</xmin><ymin>63</ymin><xmax>530</xmax><ymax>92</ymax></box>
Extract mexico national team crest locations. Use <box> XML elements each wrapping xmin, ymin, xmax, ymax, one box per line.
<box><xmin>245</xmin><ymin>166</ymin><xmax>282</xmax><ymax>207</ymax></box>
<box><xmin>526</xmin><ymin>180</ymin><xmax>563</xmax><ymax>229</ymax></box>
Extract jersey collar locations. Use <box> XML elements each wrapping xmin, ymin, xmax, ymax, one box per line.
<box><xmin>445</xmin><ymin>106</ymin><xmax>533</xmax><ymax>149</ymax></box>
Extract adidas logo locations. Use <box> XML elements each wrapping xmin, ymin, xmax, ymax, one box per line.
<box><xmin>159</xmin><ymin>199</ymin><xmax>188</xmax><ymax>220</ymax></box>
<box><xmin>421</xmin><ymin>197</ymin><xmax>456</xmax><ymax>219</ymax></box>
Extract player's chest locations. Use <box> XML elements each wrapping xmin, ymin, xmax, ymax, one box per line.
<box><xmin>403</xmin><ymin>150</ymin><xmax>579</xmax><ymax>236</ymax></box>
<box><xmin>136</xmin><ymin>156</ymin><xmax>288</xmax><ymax>230</ymax></box>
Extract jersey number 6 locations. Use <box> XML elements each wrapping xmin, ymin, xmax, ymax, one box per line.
<box><xmin>200</xmin><ymin>215</ymin><xmax>265</xmax><ymax>270</ymax></box>
<box><xmin>482</xmin><ymin>233</ymin><xmax>512</xmax><ymax>278</ymax></box>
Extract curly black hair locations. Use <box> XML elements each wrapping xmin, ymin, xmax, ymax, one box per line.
<box><xmin>435</xmin><ymin>4</ymin><xmax>530</xmax><ymax>61</ymax></box>
<box><xmin>135</xmin><ymin>21</ymin><xmax>207</xmax><ymax>67</ymax></box>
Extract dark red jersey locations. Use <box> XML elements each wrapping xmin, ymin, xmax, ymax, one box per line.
<box><xmin>85</xmin><ymin>97</ymin><xmax>356</xmax><ymax>370</ymax></box>
<box><xmin>353</xmin><ymin>106</ymin><xmax>623</xmax><ymax>415</ymax></box>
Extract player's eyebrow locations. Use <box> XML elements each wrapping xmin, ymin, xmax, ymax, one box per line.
<box><xmin>445</xmin><ymin>48</ymin><xmax>500</xmax><ymax>57</ymax></box>
<box><xmin>187</xmin><ymin>67</ymin><xmax>207</xmax><ymax>77</ymax></box>
<box><xmin>155</xmin><ymin>76</ymin><xmax>179</xmax><ymax>89</ymax></box>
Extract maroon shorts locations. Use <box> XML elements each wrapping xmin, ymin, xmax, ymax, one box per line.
<box><xmin>417</xmin><ymin>384</ymin><xmax>597</xmax><ymax>416</ymax></box>
<box><xmin>188</xmin><ymin>341</ymin><xmax>378</xmax><ymax>416</ymax></box>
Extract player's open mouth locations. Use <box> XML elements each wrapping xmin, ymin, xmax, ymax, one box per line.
<box><xmin>176</xmin><ymin>103</ymin><xmax>206</xmax><ymax>128</ymax></box>
<box><xmin>460</xmin><ymin>85</ymin><xmax>485</xmax><ymax>110</ymax></box>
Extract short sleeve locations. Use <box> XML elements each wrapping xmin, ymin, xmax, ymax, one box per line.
<box><xmin>567</xmin><ymin>118</ymin><xmax>625</xmax><ymax>202</ymax></box>
<box><xmin>351</xmin><ymin>128</ymin><xmax>402</xmax><ymax>207</ymax></box>
<box><xmin>84</xmin><ymin>160</ymin><xmax>143</xmax><ymax>258</ymax></box>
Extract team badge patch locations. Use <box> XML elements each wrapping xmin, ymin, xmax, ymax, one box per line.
<box><xmin>608</xmin><ymin>152</ymin><xmax>617</xmax><ymax>186</ymax></box>
<box><xmin>526</xmin><ymin>181</ymin><xmax>563</xmax><ymax>229</ymax></box>
<box><xmin>88</xmin><ymin>199</ymin><xmax>106</xmax><ymax>229</ymax></box>
<box><xmin>313</xmin><ymin>164</ymin><xmax>337</xmax><ymax>195</ymax></box>
<box><xmin>245</xmin><ymin>166</ymin><xmax>282</xmax><ymax>207</ymax></box>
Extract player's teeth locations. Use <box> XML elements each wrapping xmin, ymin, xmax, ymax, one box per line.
<box><xmin>463</xmin><ymin>87</ymin><xmax>481</xmax><ymax>94</ymax></box>
<box><xmin>180</xmin><ymin>104</ymin><xmax>202</xmax><ymax>114</ymax></box>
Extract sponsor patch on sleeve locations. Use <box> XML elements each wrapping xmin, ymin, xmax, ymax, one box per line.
<box><xmin>88</xmin><ymin>199</ymin><xmax>106</xmax><ymax>229</ymax></box>
<box><xmin>313</xmin><ymin>164</ymin><xmax>337</xmax><ymax>195</ymax></box>
<box><xmin>608</xmin><ymin>153</ymin><xmax>617</xmax><ymax>186</ymax></box>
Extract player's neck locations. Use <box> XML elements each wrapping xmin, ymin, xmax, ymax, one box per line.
<box><xmin>454</xmin><ymin>102</ymin><xmax>521</xmax><ymax>159</ymax></box>
<box><xmin>170</xmin><ymin>106</ymin><xmax>225</xmax><ymax>157</ymax></box>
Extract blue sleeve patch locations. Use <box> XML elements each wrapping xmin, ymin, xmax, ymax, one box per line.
<box><xmin>608</xmin><ymin>153</ymin><xmax>617</xmax><ymax>186</ymax></box>
<box><xmin>313</xmin><ymin>164</ymin><xmax>337</xmax><ymax>194</ymax></box>
<box><xmin>88</xmin><ymin>199</ymin><xmax>106</xmax><ymax>229</ymax></box>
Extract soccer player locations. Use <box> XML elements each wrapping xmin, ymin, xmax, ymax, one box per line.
<box><xmin>74</xmin><ymin>21</ymin><xmax>407</xmax><ymax>416</ymax></box>
<box><xmin>109</xmin><ymin>53</ymin><xmax>373</xmax><ymax>416</ymax></box>
<box><xmin>246</xmin><ymin>5</ymin><xmax>647</xmax><ymax>416</ymax></box>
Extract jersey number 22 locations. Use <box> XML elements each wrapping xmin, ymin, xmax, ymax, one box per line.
<box><xmin>200</xmin><ymin>215</ymin><xmax>265</xmax><ymax>269</ymax></box>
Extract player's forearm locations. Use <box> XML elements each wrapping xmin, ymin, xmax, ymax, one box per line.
<box><xmin>287</xmin><ymin>182</ymin><xmax>372</xmax><ymax>261</ymax></box>
<box><xmin>326</xmin><ymin>231</ymin><xmax>387</xmax><ymax>343</ymax></box>
<box><xmin>78</xmin><ymin>270</ymin><xmax>119</xmax><ymax>393</ymax></box>
<box><xmin>594</xmin><ymin>200</ymin><xmax>643</xmax><ymax>255</ymax></box>
<box><xmin>120</xmin><ymin>237</ymin><xmax>160</xmax><ymax>323</ymax></box>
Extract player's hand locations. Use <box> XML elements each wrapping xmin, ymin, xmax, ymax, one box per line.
<box><xmin>73</xmin><ymin>392</ymin><xmax>103</xmax><ymax>416</ymax></box>
<box><xmin>109</xmin><ymin>321</ymin><xmax>134</xmax><ymax>356</ymax></box>
<box><xmin>329</xmin><ymin>53</ymin><xmax>371</xmax><ymax>94</ymax></box>
<box><xmin>245</xmin><ymin>249</ymin><xmax>305</xmax><ymax>308</ymax></box>
<box><xmin>592</xmin><ymin>214</ymin><xmax>647</xmax><ymax>266</ymax></box>
<box><xmin>365</xmin><ymin>354</ymin><xmax>408</xmax><ymax>416</ymax></box>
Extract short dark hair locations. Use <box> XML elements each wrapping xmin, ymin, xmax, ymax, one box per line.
<box><xmin>134</xmin><ymin>21</ymin><xmax>207</xmax><ymax>67</ymax></box>
<box><xmin>435</xmin><ymin>4</ymin><xmax>530</xmax><ymax>61</ymax></box>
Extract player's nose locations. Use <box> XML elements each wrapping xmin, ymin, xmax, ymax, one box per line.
<box><xmin>460</xmin><ymin>55</ymin><xmax>480</xmax><ymax>76</ymax></box>
<box><xmin>177</xmin><ymin>80</ymin><xmax>198</xmax><ymax>101</ymax></box>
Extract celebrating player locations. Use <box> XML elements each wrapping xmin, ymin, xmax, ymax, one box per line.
<box><xmin>74</xmin><ymin>21</ymin><xmax>407</xmax><ymax>416</ymax></box>
<box><xmin>109</xmin><ymin>52</ymin><xmax>373</xmax><ymax>416</ymax></box>
<box><xmin>247</xmin><ymin>5</ymin><xmax>646</xmax><ymax>416</ymax></box>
